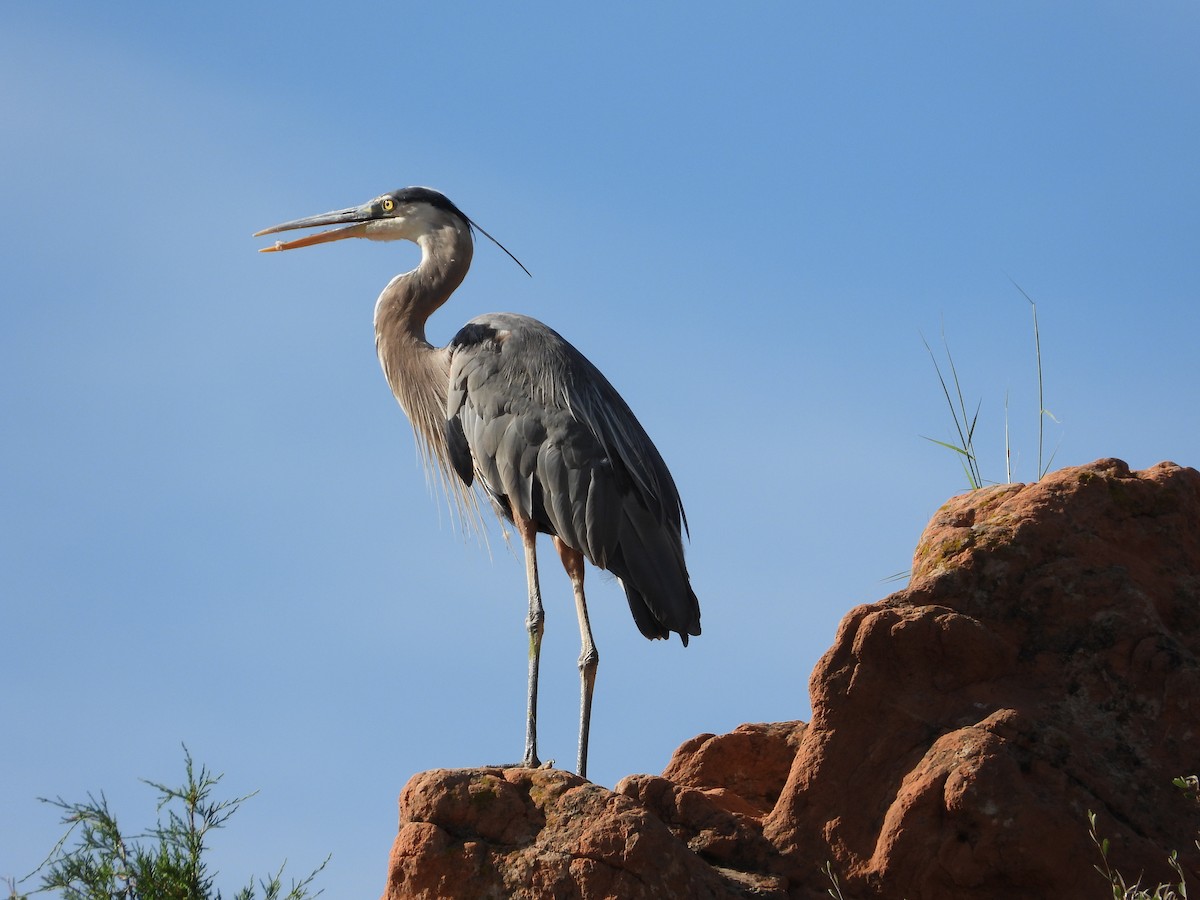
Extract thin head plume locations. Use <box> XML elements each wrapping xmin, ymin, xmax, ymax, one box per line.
<box><xmin>465</xmin><ymin>215</ymin><xmax>532</xmax><ymax>278</ymax></box>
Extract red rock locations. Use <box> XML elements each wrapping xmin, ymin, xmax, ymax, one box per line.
<box><xmin>765</xmin><ymin>458</ymin><xmax>1200</xmax><ymax>898</ymax></box>
<box><xmin>660</xmin><ymin>722</ymin><xmax>807</xmax><ymax>814</ymax></box>
<box><xmin>381</xmin><ymin>766</ymin><xmax>742</xmax><ymax>899</ymax></box>
<box><xmin>379</xmin><ymin>460</ymin><xmax>1200</xmax><ymax>900</ymax></box>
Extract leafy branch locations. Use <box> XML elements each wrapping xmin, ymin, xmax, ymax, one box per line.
<box><xmin>8</xmin><ymin>747</ymin><xmax>326</xmax><ymax>900</ymax></box>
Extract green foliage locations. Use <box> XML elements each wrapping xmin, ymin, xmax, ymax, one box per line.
<box><xmin>1010</xmin><ymin>280</ymin><xmax>1059</xmax><ymax>481</ymax></box>
<box><xmin>823</xmin><ymin>860</ymin><xmax>847</xmax><ymax>899</ymax></box>
<box><xmin>7</xmin><ymin>748</ymin><xmax>326</xmax><ymax>900</ymax></box>
<box><xmin>922</xmin><ymin>326</ymin><xmax>983</xmax><ymax>489</ymax></box>
<box><xmin>922</xmin><ymin>286</ymin><xmax>1059</xmax><ymax>489</ymax></box>
<box><xmin>1089</xmin><ymin>776</ymin><xmax>1198</xmax><ymax>899</ymax></box>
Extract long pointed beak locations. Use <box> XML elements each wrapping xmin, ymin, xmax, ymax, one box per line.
<box><xmin>254</xmin><ymin>203</ymin><xmax>375</xmax><ymax>252</ymax></box>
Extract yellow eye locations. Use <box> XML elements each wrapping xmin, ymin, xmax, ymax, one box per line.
<box><xmin>380</xmin><ymin>197</ymin><xmax>395</xmax><ymax>212</ymax></box>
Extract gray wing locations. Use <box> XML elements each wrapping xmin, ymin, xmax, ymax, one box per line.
<box><xmin>445</xmin><ymin>313</ymin><xmax>700</xmax><ymax>643</ymax></box>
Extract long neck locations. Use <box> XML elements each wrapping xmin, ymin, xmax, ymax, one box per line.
<box><xmin>374</xmin><ymin>217</ymin><xmax>473</xmax><ymax>398</ymax></box>
<box><xmin>374</xmin><ymin>221</ymin><xmax>474</xmax><ymax>347</ymax></box>
<box><xmin>373</xmin><ymin>218</ymin><xmax>475</xmax><ymax>508</ymax></box>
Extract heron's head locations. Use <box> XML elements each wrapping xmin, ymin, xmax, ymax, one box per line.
<box><xmin>255</xmin><ymin>186</ymin><xmax>529</xmax><ymax>275</ymax></box>
<box><xmin>254</xmin><ymin>186</ymin><xmax>470</xmax><ymax>252</ymax></box>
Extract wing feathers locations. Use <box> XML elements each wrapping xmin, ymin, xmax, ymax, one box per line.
<box><xmin>447</xmin><ymin>313</ymin><xmax>699</xmax><ymax>643</ymax></box>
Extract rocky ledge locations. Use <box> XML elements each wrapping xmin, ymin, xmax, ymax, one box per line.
<box><xmin>380</xmin><ymin>459</ymin><xmax>1200</xmax><ymax>899</ymax></box>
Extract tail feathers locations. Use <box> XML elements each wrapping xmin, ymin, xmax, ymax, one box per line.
<box><xmin>609</xmin><ymin>506</ymin><xmax>701</xmax><ymax>645</ymax></box>
<box><xmin>621</xmin><ymin>580</ymin><xmax>700</xmax><ymax>646</ymax></box>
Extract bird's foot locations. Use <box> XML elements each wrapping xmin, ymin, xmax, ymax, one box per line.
<box><xmin>487</xmin><ymin>758</ymin><xmax>555</xmax><ymax>770</ymax></box>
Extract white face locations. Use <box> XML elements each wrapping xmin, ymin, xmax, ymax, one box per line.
<box><xmin>363</xmin><ymin>201</ymin><xmax>447</xmax><ymax>243</ymax></box>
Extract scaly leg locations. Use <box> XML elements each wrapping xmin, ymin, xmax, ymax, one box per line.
<box><xmin>517</xmin><ymin>514</ymin><xmax>544</xmax><ymax>768</ymax></box>
<box><xmin>555</xmin><ymin>538</ymin><xmax>598</xmax><ymax>779</ymax></box>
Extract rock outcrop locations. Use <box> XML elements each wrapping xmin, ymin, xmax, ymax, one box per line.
<box><xmin>380</xmin><ymin>459</ymin><xmax>1200</xmax><ymax>899</ymax></box>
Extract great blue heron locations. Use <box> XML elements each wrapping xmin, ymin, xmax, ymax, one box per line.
<box><xmin>255</xmin><ymin>186</ymin><xmax>700</xmax><ymax>778</ymax></box>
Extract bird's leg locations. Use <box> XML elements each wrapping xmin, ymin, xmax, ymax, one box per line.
<box><xmin>555</xmin><ymin>538</ymin><xmax>598</xmax><ymax>780</ymax></box>
<box><xmin>516</xmin><ymin>514</ymin><xmax>544</xmax><ymax>769</ymax></box>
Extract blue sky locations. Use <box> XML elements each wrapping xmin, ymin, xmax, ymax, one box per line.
<box><xmin>3</xmin><ymin>3</ymin><xmax>1197</xmax><ymax>897</ymax></box>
